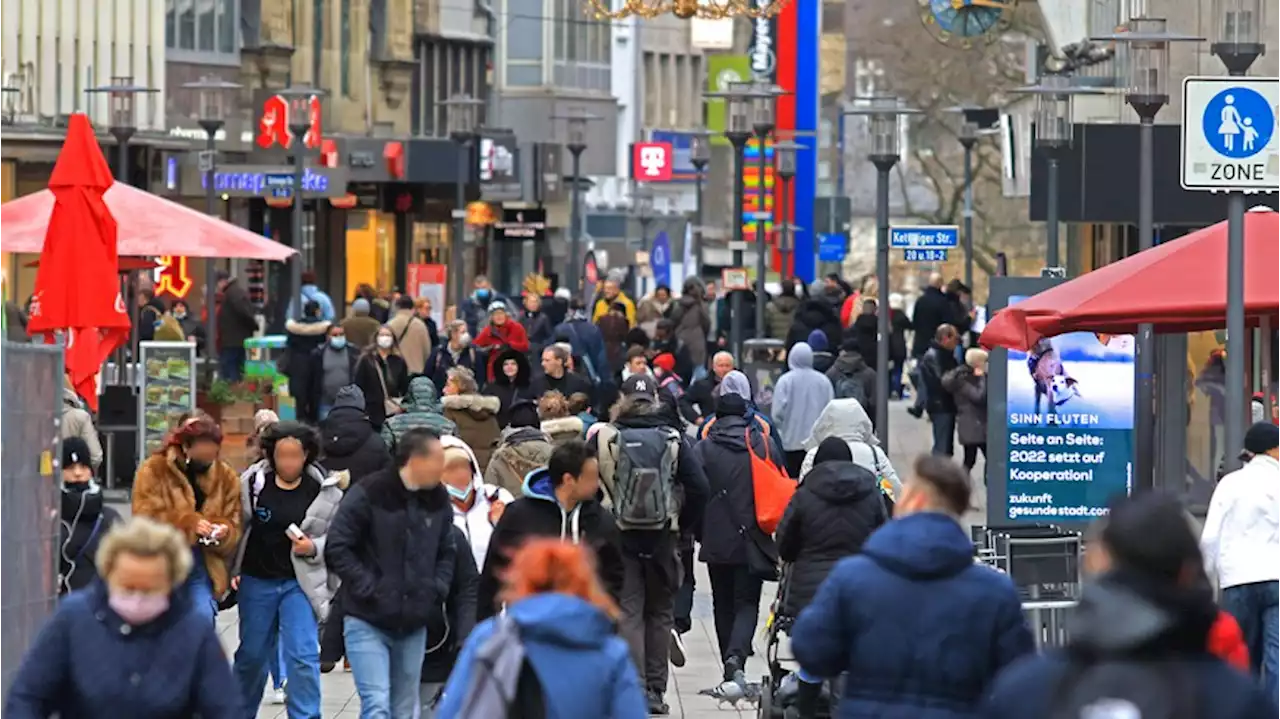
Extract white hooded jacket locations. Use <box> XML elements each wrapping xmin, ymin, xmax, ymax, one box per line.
<box><xmin>441</xmin><ymin>435</ymin><xmax>515</xmax><ymax>571</ymax></box>
<box><xmin>1201</xmin><ymin>453</ymin><xmax>1280</xmax><ymax>590</ymax></box>
<box><xmin>800</xmin><ymin>399</ymin><xmax>902</xmax><ymax>500</ymax></box>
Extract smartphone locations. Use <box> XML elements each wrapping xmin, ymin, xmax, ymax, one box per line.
<box><xmin>286</xmin><ymin>524</ymin><xmax>305</xmax><ymax>541</ymax></box>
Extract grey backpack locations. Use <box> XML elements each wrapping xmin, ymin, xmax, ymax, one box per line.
<box><xmin>598</xmin><ymin>425</ymin><xmax>682</xmax><ymax>530</ymax></box>
<box><xmin>457</xmin><ymin>615</ymin><xmax>543</xmax><ymax>717</ymax></box>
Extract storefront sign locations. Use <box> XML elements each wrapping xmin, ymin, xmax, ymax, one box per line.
<box><xmin>496</xmin><ymin>207</ymin><xmax>546</xmax><ymax>242</ymax></box>
<box><xmin>154</xmin><ymin>256</ymin><xmax>193</xmax><ymax>298</ymax></box>
<box><xmin>186</xmin><ymin>164</ymin><xmax>351</xmax><ymax>198</ymax></box>
<box><xmin>987</xmin><ymin>277</ymin><xmax>1135</xmax><ymax>525</ymax></box>
<box><xmin>330</xmin><ymin>137</ymin><xmax>409</xmax><ymax>183</ymax></box>
<box><xmin>479</xmin><ymin>134</ymin><xmax>521</xmax><ymax>201</ymax></box>
<box><xmin>631</xmin><ymin>142</ymin><xmax>674</xmax><ymax>182</ymax></box>
<box><xmin>749</xmin><ymin>0</ymin><xmax>776</xmax><ymax>83</ymax></box>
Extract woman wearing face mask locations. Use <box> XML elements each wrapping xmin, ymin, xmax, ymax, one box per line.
<box><xmin>5</xmin><ymin>517</ymin><xmax>241</xmax><ymax>718</ymax></box>
<box><xmin>230</xmin><ymin>422</ymin><xmax>344</xmax><ymax>718</ymax></box>
<box><xmin>59</xmin><ymin>436</ymin><xmax>121</xmax><ymax>594</ymax></box>
<box><xmin>169</xmin><ymin>299</ymin><xmax>205</xmax><ymax>351</ymax></box>
<box><xmin>425</xmin><ymin>319</ymin><xmax>481</xmax><ymax>394</ymax></box>
<box><xmin>354</xmin><ymin>324</ymin><xmax>411</xmax><ymax>431</ymax></box>
<box><xmin>132</xmin><ymin>417</ymin><xmax>242</xmax><ymax>623</ymax></box>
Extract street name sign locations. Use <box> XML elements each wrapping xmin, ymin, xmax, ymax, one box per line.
<box><xmin>889</xmin><ymin>225</ymin><xmax>959</xmax><ymax>249</ymax></box>
<box><xmin>1180</xmin><ymin>76</ymin><xmax>1278</xmax><ymax>192</ymax></box>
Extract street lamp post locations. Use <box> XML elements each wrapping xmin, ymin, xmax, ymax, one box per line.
<box><xmin>1012</xmin><ymin>77</ymin><xmax>1100</xmax><ymax>270</ymax></box>
<box><xmin>88</xmin><ymin>77</ymin><xmax>156</xmax><ymax>185</ymax></box>
<box><xmin>275</xmin><ymin>86</ymin><xmax>326</xmax><ymax>323</ymax></box>
<box><xmin>749</xmin><ymin>84</ymin><xmax>781</xmax><ymax>340</ymax></box>
<box><xmin>184</xmin><ymin>76</ymin><xmax>242</xmax><ymax>371</ymax></box>
<box><xmin>773</xmin><ymin>140</ymin><xmax>802</xmax><ymax>277</ymax></box>
<box><xmin>633</xmin><ymin>186</ymin><xmax>655</xmax><ymax>298</ymax></box>
<box><xmin>705</xmin><ymin>83</ymin><xmax>757</xmax><ymax>359</ymax></box>
<box><xmin>689</xmin><ymin>128</ymin><xmax>713</xmax><ymax>280</ymax></box>
<box><xmin>1095</xmin><ymin>18</ymin><xmax>1201</xmax><ymax>490</ymax></box>
<box><xmin>947</xmin><ymin>106</ymin><xmax>999</xmax><ymax>289</ymax></box>
<box><xmin>845</xmin><ymin>97</ymin><xmax>920</xmax><ymax>448</ymax></box>
<box><xmin>1212</xmin><ymin>0</ymin><xmax>1266</xmax><ymax>472</ymax></box>
<box><xmin>554</xmin><ymin>109</ymin><xmax>600</xmax><ymax>295</ymax></box>
<box><xmin>444</xmin><ymin>94</ymin><xmax>483</xmax><ymax>309</ymax></box>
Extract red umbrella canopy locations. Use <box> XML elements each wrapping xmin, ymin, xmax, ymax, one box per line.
<box><xmin>981</xmin><ymin>208</ymin><xmax>1280</xmax><ymax>351</ymax></box>
<box><xmin>25</xmin><ymin>114</ymin><xmax>132</xmax><ymax>411</ymax></box>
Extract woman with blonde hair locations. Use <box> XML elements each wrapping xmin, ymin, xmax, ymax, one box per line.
<box><xmin>436</xmin><ymin>539</ymin><xmax>647</xmax><ymax>719</ymax></box>
<box><xmin>5</xmin><ymin>517</ymin><xmax>240</xmax><ymax>718</ymax></box>
<box><xmin>942</xmin><ymin>347</ymin><xmax>989</xmax><ymax>478</ymax></box>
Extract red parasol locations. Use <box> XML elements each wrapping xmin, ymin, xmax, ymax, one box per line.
<box><xmin>25</xmin><ymin>114</ymin><xmax>132</xmax><ymax>411</ymax></box>
<box><xmin>980</xmin><ymin>208</ymin><xmax>1280</xmax><ymax>351</ymax></box>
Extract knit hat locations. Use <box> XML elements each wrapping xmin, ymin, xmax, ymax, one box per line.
<box><xmin>807</xmin><ymin>329</ymin><xmax>829</xmax><ymax>352</ymax></box>
<box><xmin>715</xmin><ymin>370</ymin><xmax>752</xmax><ymax>400</ymax></box>
<box><xmin>253</xmin><ymin>409</ymin><xmax>280</xmax><ymax>433</ymax></box>
<box><xmin>1243</xmin><ymin>421</ymin><xmax>1279</xmax><ymax>455</ymax></box>
<box><xmin>62</xmin><ymin>436</ymin><xmax>93</xmax><ymax>469</ymax></box>
<box><xmin>652</xmin><ymin>352</ymin><xmax>676</xmax><ymax>373</ymax></box>
<box><xmin>443</xmin><ymin>445</ymin><xmax>472</xmax><ymax>468</ymax></box>
<box><xmin>814</xmin><ymin>436</ymin><xmax>853</xmax><ymax>466</ymax></box>
<box><xmin>334</xmin><ymin>385</ymin><xmax>366</xmax><ymax>411</ymax></box>
<box><xmin>507</xmin><ymin>401</ymin><xmax>541</xmax><ymax>429</ymax></box>
<box><xmin>352</xmin><ymin>297</ymin><xmax>372</xmax><ymax>315</ymax></box>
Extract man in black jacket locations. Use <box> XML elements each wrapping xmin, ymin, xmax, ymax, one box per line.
<box><xmin>324</xmin><ymin>427</ymin><xmax>456</xmax><ymax>719</ymax></box>
<box><xmin>478</xmin><ymin>440</ymin><xmax>624</xmax><ymax>619</ymax></box>
<box><xmin>215</xmin><ymin>271</ymin><xmax>259</xmax><ymax>381</ymax></box>
<box><xmin>591</xmin><ymin>375</ymin><xmax>709</xmax><ymax>715</ymax></box>
<box><xmin>679</xmin><ymin>350</ymin><xmax>736</xmax><ymax>425</ymax></box>
<box><xmin>530</xmin><ymin>344</ymin><xmax>593</xmax><ymax>399</ymax></box>
<box><xmin>919</xmin><ymin>324</ymin><xmax>962</xmax><ymax>457</ymax></box>
<box><xmin>318</xmin><ymin>385</ymin><xmax>391</xmax><ymax>483</ymax></box>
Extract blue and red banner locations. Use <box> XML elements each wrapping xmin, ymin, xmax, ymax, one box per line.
<box><xmin>775</xmin><ymin>0</ymin><xmax>818</xmax><ymax>281</ymax></box>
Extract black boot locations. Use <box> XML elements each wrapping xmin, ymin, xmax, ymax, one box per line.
<box><xmin>785</xmin><ymin>680</ymin><xmax>822</xmax><ymax>719</ymax></box>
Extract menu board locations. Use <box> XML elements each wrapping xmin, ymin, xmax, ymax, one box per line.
<box><xmin>137</xmin><ymin>342</ymin><xmax>197</xmax><ymax>458</ymax></box>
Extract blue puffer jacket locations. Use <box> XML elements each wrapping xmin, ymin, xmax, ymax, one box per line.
<box><xmin>790</xmin><ymin>512</ymin><xmax>1034</xmax><ymax>719</ymax></box>
<box><xmin>436</xmin><ymin>592</ymin><xmax>648</xmax><ymax>719</ymax></box>
<box><xmin>4</xmin><ymin>581</ymin><xmax>240</xmax><ymax>719</ymax></box>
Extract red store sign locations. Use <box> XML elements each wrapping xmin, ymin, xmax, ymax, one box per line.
<box><xmin>256</xmin><ymin>94</ymin><xmax>324</xmax><ymax>150</ymax></box>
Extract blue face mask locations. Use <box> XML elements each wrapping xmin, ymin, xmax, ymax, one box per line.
<box><xmin>446</xmin><ymin>483</ymin><xmax>474</xmax><ymax>502</ymax></box>
<box><xmin>329</xmin><ymin>336</ymin><xmax>347</xmax><ymax>350</ymax></box>
<box><xmin>475</xmin><ymin>289</ymin><xmax>491</xmax><ymax>302</ymax></box>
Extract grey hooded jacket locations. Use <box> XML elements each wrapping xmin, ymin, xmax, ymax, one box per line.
<box><xmin>772</xmin><ymin>342</ymin><xmax>835</xmax><ymax>452</ymax></box>
<box><xmin>232</xmin><ymin>461</ymin><xmax>347</xmax><ymax>621</ymax></box>
<box><xmin>800</xmin><ymin>399</ymin><xmax>902</xmax><ymax>500</ymax></box>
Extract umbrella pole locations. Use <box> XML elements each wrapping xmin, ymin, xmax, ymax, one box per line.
<box><xmin>203</xmin><ymin>127</ymin><xmax>220</xmax><ymax>381</ymax></box>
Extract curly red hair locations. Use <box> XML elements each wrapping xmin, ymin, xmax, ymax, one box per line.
<box><xmin>500</xmin><ymin>539</ymin><xmax>619</xmax><ymax>620</ymax></box>
<box><xmin>164</xmin><ymin>416</ymin><xmax>223</xmax><ymax>453</ymax></box>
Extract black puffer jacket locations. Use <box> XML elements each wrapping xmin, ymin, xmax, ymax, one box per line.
<box><xmin>776</xmin><ymin>461</ymin><xmax>886</xmax><ymax>617</ymax></box>
<box><xmin>693</xmin><ymin>400</ymin><xmax>781</xmax><ymax>569</ymax></box>
<box><xmin>59</xmin><ymin>485</ymin><xmax>121</xmax><ymax>594</ymax></box>
<box><xmin>485</xmin><ymin>348</ymin><xmax>537</xmax><ymax>428</ymax></box>
<box><xmin>320</xmin><ymin>405</ymin><xmax>391</xmax><ymax>482</ymax></box>
<box><xmin>421</xmin><ymin>526</ymin><xmax>479</xmax><ymax>684</ymax></box>
<box><xmin>786</xmin><ymin>299</ymin><xmax>843</xmax><ymax>352</ymax></box>
<box><xmin>324</xmin><ymin>469</ymin><xmax>457</xmax><ymax>633</ymax></box>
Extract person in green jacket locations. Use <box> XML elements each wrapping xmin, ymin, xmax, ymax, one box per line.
<box><xmin>381</xmin><ymin>376</ymin><xmax>458</xmax><ymax>451</ymax></box>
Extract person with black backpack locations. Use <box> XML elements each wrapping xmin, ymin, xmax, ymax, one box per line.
<box><xmin>981</xmin><ymin>491</ymin><xmax>1277</xmax><ymax>719</ymax></box>
<box><xmin>825</xmin><ymin>335</ymin><xmax>877</xmax><ymax>418</ymax></box>
<box><xmin>589</xmin><ymin>374</ymin><xmax>709</xmax><ymax>716</ymax></box>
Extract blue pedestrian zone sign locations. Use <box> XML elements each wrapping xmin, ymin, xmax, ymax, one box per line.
<box><xmin>889</xmin><ymin>225</ymin><xmax>959</xmax><ymax>249</ymax></box>
<box><xmin>1203</xmin><ymin>87</ymin><xmax>1274</xmax><ymax>159</ymax></box>
<box><xmin>1181</xmin><ymin>76</ymin><xmax>1279</xmax><ymax>192</ymax></box>
<box><xmin>904</xmin><ymin>249</ymin><xmax>948</xmax><ymax>262</ymax></box>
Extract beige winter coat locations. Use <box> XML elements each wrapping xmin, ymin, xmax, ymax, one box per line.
<box><xmin>61</xmin><ymin>387</ymin><xmax>103</xmax><ymax>469</ymax></box>
<box><xmin>386</xmin><ymin>309</ymin><xmax>433</xmax><ymax>375</ymax></box>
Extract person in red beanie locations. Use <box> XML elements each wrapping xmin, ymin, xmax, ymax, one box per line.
<box><xmin>652</xmin><ymin>352</ymin><xmax>685</xmax><ymax>400</ymax></box>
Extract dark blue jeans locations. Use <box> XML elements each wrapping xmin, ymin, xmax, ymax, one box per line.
<box><xmin>1220</xmin><ymin>580</ymin><xmax>1279</xmax><ymax>706</ymax></box>
<box><xmin>930</xmin><ymin>412</ymin><xmax>956</xmax><ymax>457</ymax></box>
<box><xmin>219</xmin><ymin>347</ymin><xmax>246</xmax><ymax>382</ymax></box>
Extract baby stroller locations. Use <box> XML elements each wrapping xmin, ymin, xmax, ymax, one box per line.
<box><xmin>757</xmin><ymin>565</ymin><xmax>837</xmax><ymax>719</ymax></box>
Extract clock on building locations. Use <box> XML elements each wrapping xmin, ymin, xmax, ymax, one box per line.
<box><xmin>919</xmin><ymin>0</ymin><xmax>1016</xmax><ymax>48</ymax></box>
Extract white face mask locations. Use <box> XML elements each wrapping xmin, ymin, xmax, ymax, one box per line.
<box><xmin>456</xmin><ymin>332</ymin><xmax>471</xmax><ymax>347</ymax></box>
<box><xmin>376</xmin><ymin>335</ymin><xmax>394</xmax><ymax>350</ymax></box>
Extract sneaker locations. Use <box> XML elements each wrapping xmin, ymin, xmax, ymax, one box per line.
<box><xmin>646</xmin><ymin>690</ymin><xmax>670</xmax><ymax>715</ymax></box>
<box><xmin>270</xmin><ymin>687</ymin><xmax>286</xmax><ymax>705</ymax></box>
<box><xmin>907</xmin><ymin>405</ymin><xmax>924</xmax><ymax>419</ymax></box>
<box><xmin>669</xmin><ymin>629</ymin><xmax>686</xmax><ymax>668</ymax></box>
<box><xmin>320</xmin><ymin>661</ymin><xmax>336</xmax><ymax>674</ymax></box>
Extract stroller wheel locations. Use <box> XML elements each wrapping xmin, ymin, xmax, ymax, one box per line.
<box><xmin>757</xmin><ymin>675</ymin><xmax>774</xmax><ymax>718</ymax></box>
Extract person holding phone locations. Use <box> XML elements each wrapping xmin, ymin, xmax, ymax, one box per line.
<box><xmin>230</xmin><ymin>422</ymin><xmax>346</xmax><ymax>718</ymax></box>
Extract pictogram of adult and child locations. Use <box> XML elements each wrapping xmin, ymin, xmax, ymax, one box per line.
<box><xmin>1217</xmin><ymin>94</ymin><xmax>1261</xmax><ymax>153</ymax></box>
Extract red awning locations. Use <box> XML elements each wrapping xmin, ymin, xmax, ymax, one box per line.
<box><xmin>1</xmin><ymin>182</ymin><xmax>297</xmax><ymax>260</ymax></box>
<box><xmin>981</xmin><ymin>207</ymin><xmax>1280</xmax><ymax>351</ymax></box>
